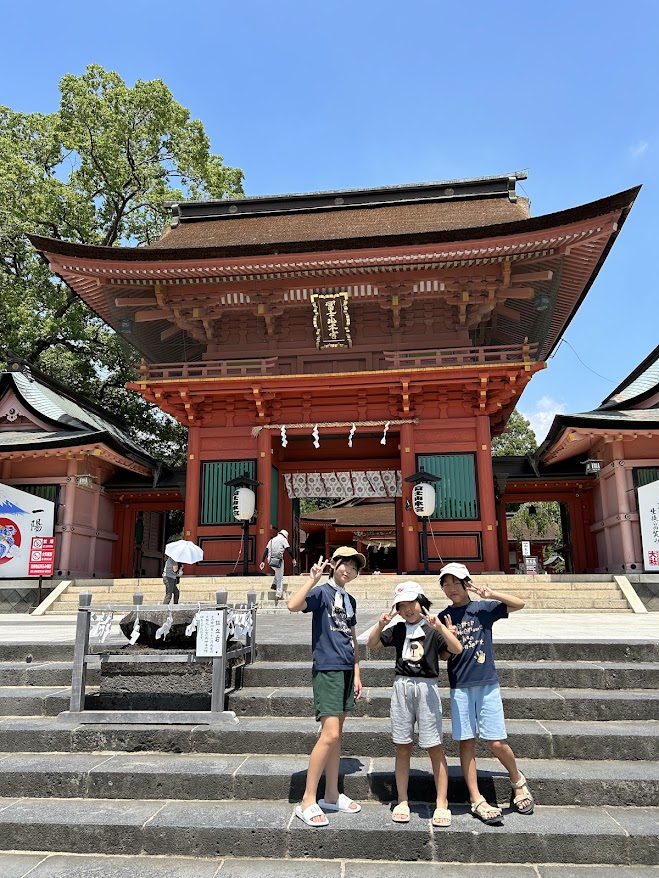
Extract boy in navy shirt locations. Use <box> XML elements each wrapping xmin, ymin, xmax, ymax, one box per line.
<box><xmin>287</xmin><ymin>546</ymin><xmax>364</xmax><ymax>827</ymax></box>
<box><xmin>439</xmin><ymin>562</ymin><xmax>535</xmax><ymax>825</ymax></box>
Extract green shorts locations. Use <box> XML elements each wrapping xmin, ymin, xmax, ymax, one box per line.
<box><xmin>312</xmin><ymin>669</ymin><xmax>356</xmax><ymax>721</ymax></box>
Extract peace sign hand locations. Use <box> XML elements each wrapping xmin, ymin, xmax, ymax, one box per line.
<box><xmin>310</xmin><ymin>555</ymin><xmax>331</xmax><ymax>581</ymax></box>
<box><xmin>467</xmin><ymin>579</ymin><xmax>492</xmax><ymax>598</ymax></box>
<box><xmin>378</xmin><ymin>604</ymin><xmax>397</xmax><ymax>627</ymax></box>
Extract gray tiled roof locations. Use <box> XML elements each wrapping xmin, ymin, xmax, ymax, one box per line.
<box><xmin>0</xmin><ymin>429</ymin><xmax>101</xmax><ymax>449</ymax></box>
<box><xmin>4</xmin><ymin>373</ymin><xmax>153</xmax><ymax>462</ymax></box>
<box><xmin>601</xmin><ymin>347</ymin><xmax>659</xmax><ymax>409</ymax></box>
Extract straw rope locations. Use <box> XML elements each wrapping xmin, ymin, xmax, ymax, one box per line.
<box><xmin>251</xmin><ymin>418</ymin><xmax>418</xmax><ymax>438</ymax></box>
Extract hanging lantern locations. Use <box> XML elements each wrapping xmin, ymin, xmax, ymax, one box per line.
<box><xmin>232</xmin><ymin>487</ymin><xmax>256</xmax><ymax>521</ymax></box>
<box><xmin>412</xmin><ymin>482</ymin><xmax>436</xmax><ymax>517</ymax></box>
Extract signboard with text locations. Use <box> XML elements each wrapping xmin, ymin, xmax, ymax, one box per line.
<box><xmin>28</xmin><ymin>537</ymin><xmax>56</xmax><ymax>577</ymax></box>
<box><xmin>195</xmin><ymin>610</ymin><xmax>226</xmax><ymax>657</ymax></box>
<box><xmin>638</xmin><ymin>481</ymin><xmax>659</xmax><ymax>571</ymax></box>
<box><xmin>0</xmin><ymin>483</ymin><xmax>55</xmax><ymax>578</ymax></box>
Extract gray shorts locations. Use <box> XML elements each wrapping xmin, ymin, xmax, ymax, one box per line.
<box><xmin>390</xmin><ymin>676</ymin><xmax>443</xmax><ymax>749</ymax></box>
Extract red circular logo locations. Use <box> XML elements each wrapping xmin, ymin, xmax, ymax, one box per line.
<box><xmin>0</xmin><ymin>517</ymin><xmax>21</xmax><ymax>565</ymax></box>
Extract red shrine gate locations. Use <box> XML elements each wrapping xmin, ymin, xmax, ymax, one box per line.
<box><xmin>30</xmin><ymin>175</ymin><xmax>639</xmax><ymax>575</ymax></box>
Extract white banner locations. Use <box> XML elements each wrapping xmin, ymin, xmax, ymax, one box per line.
<box><xmin>638</xmin><ymin>481</ymin><xmax>659</xmax><ymax>571</ymax></box>
<box><xmin>0</xmin><ymin>484</ymin><xmax>55</xmax><ymax>579</ymax></box>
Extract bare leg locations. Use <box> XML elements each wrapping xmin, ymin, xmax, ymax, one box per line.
<box><xmin>394</xmin><ymin>742</ymin><xmax>413</xmax><ymax>806</ymax></box>
<box><xmin>322</xmin><ymin>715</ymin><xmax>345</xmax><ymax>803</ymax></box>
<box><xmin>459</xmin><ymin>738</ymin><xmax>502</xmax><ymax>819</ymax></box>
<box><xmin>301</xmin><ymin>715</ymin><xmax>342</xmax><ymax>824</ymax></box>
<box><xmin>427</xmin><ymin>744</ymin><xmax>448</xmax><ymax>810</ymax></box>
<box><xmin>488</xmin><ymin>740</ymin><xmax>532</xmax><ymax>810</ymax></box>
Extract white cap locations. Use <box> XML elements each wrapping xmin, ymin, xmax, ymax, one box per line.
<box><xmin>439</xmin><ymin>562</ymin><xmax>471</xmax><ymax>583</ymax></box>
<box><xmin>393</xmin><ymin>580</ymin><xmax>425</xmax><ymax>604</ymax></box>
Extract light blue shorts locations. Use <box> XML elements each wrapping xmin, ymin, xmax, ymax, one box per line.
<box><xmin>450</xmin><ymin>683</ymin><xmax>507</xmax><ymax>741</ymax></box>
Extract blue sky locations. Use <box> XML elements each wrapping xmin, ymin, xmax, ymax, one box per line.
<box><xmin>3</xmin><ymin>0</ymin><xmax>658</xmax><ymax>440</ymax></box>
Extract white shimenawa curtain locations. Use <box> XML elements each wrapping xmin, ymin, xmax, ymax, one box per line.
<box><xmin>284</xmin><ymin>471</ymin><xmax>402</xmax><ymax>499</ymax></box>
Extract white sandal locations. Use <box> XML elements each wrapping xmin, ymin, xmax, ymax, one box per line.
<box><xmin>510</xmin><ymin>772</ymin><xmax>535</xmax><ymax>814</ymax></box>
<box><xmin>295</xmin><ymin>803</ymin><xmax>329</xmax><ymax>827</ymax></box>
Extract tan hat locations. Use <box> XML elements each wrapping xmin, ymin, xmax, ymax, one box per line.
<box><xmin>278</xmin><ymin>529</ymin><xmax>289</xmax><ymax>539</ymax></box>
<box><xmin>393</xmin><ymin>581</ymin><xmax>425</xmax><ymax>604</ymax></box>
<box><xmin>439</xmin><ymin>562</ymin><xmax>471</xmax><ymax>583</ymax></box>
<box><xmin>331</xmin><ymin>546</ymin><xmax>366</xmax><ymax>569</ymax></box>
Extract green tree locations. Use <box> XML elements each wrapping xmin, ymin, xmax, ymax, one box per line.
<box><xmin>0</xmin><ymin>65</ymin><xmax>244</xmax><ymax>465</ymax></box>
<box><xmin>492</xmin><ymin>409</ymin><xmax>538</xmax><ymax>456</ymax></box>
<box><xmin>507</xmin><ymin>501</ymin><xmax>562</xmax><ymax>543</ymax></box>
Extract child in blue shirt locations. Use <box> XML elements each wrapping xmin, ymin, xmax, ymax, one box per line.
<box><xmin>439</xmin><ymin>562</ymin><xmax>535</xmax><ymax>825</ymax></box>
<box><xmin>287</xmin><ymin>546</ymin><xmax>365</xmax><ymax>827</ymax></box>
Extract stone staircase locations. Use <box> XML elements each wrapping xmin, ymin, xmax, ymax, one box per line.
<box><xmin>0</xmin><ymin>635</ymin><xmax>658</xmax><ymax>869</ymax></box>
<box><xmin>41</xmin><ymin>573</ymin><xmax>634</xmax><ymax>613</ymax></box>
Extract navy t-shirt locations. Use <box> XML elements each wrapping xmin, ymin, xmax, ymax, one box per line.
<box><xmin>303</xmin><ymin>581</ymin><xmax>357</xmax><ymax>672</ymax></box>
<box><xmin>444</xmin><ymin>599</ymin><xmax>508</xmax><ymax>689</ymax></box>
<box><xmin>380</xmin><ymin>621</ymin><xmax>446</xmax><ymax>678</ymax></box>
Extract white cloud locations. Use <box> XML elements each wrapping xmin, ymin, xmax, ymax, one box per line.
<box><xmin>521</xmin><ymin>396</ymin><xmax>567</xmax><ymax>444</ymax></box>
<box><xmin>629</xmin><ymin>139</ymin><xmax>649</xmax><ymax>160</ymax></box>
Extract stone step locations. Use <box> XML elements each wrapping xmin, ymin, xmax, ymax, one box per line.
<box><xmin>2</xmin><ymin>657</ymin><xmax>659</xmax><ymax>691</ymax></box>
<box><xmin>0</xmin><ymin>753</ymin><xmax>657</xmax><ymax>807</ymax></box>
<box><xmin>228</xmin><ymin>686</ymin><xmax>659</xmax><ymax>722</ymax></box>
<box><xmin>244</xmin><ymin>660</ymin><xmax>659</xmax><ymax>690</ymax></box>
<box><xmin>3</xmin><ymin>639</ymin><xmax>659</xmax><ymax>663</ymax></box>
<box><xmin>0</xmin><ymin>797</ymin><xmax>656</xmax><ymax>865</ymax></box>
<box><xmin>50</xmin><ymin>592</ymin><xmax>628</xmax><ymax>609</ymax></box>
<box><xmin>2</xmin><ymin>683</ymin><xmax>656</xmax><ymax>722</ymax></box>
<box><xmin>0</xmin><ymin>716</ymin><xmax>657</xmax><ymax>760</ymax></box>
<box><xmin>1</xmin><ymin>856</ymin><xmax>658</xmax><ymax>878</ymax></box>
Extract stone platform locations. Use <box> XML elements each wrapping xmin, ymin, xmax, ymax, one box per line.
<box><xmin>0</xmin><ymin>611</ymin><xmax>658</xmax><ymax>871</ymax></box>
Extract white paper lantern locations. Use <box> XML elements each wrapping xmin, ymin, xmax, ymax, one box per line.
<box><xmin>412</xmin><ymin>483</ymin><xmax>436</xmax><ymax>517</ymax></box>
<box><xmin>232</xmin><ymin>487</ymin><xmax>256</xmax><ymax>521</ymax></box>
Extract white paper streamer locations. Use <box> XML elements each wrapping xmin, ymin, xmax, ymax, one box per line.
<box><xmin>128</xmin><ymin>615</ymin><xmax>141</xmax><ymax>645</ymax></box>
<box><xmin>348</xmin><ymin>423</ymin><xmax>356</xmax><ymax>448</ymax></box>
<box><xmin>312</xmin><ymin>424</ymin><xmax>320</xmax><ymax>449</ymax></box>
<box><xmin>90</xmin><ymin>611</ymin><xmax>114</xmax><ymax>643</ymax></box>
<box><xmin>380</xmin><ymin>421</ymin><xmax>390</xmax><ymax>445</ymax></box>
<box><xmin>280</xmin><ymin>425</ymin><xmax>288</xmax><ymax>448</ymax></box>
<box><xmin>155</xmin><ymin>608</ymin><xmax>174</xmax><ymax>641</ymax></box>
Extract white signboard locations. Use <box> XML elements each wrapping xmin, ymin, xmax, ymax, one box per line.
<box><xmin>521</xmin><ymin>541</ymin><xmax>531</xmax><ymax>558</ymax></box>
<box><xmin>0</xmin><ymin>484</ymin><xmax>55</xmax><ymax>579</ymax></box>
<box><xmin>638</xmin><ymin>481</ymin><xmax>659</xmax><ymax>571</ymax></box>
<box><xmin>196</xmin><ymin>610</ymin><xmax>226</xmax><ymax>657</ymax></box>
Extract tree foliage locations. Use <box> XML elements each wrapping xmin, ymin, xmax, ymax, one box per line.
<box><xmin>491</xmin><ymin>409</ymin><xmax>538</xmax><ymax>457</ymax></box>
<box><xmin>0</xmin><ymin>65</ymin><xmax>244</xmax><ymax>465</ymax></box>
<box><xmin>507</xmin><ymin>501</ymin><xmax>562</xmax><ymax>543</ymax></box>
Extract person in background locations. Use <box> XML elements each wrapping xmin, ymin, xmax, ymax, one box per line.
<box><xmin>162</xmin><ymin>555</ymin><xmax>182</xmax><ymax>604</ymax></box>
<box><xmin>260</xmin><ymin>527</ymin><xmax>297</xmax><ymax>601</ymax></box>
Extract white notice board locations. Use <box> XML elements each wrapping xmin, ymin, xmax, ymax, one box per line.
<box><xmin>638</xmin><ymin>481</ymin><xmax>659</xmax><ymax>571</ymax></box>
<box><xmin>196</xmin><ymin>610</ymin><xmax>226</xmax><ymax>657</ymax></box>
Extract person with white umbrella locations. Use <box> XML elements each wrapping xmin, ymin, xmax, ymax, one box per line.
<box><xmin>162</xmin><ymin>540</ymin><xmax>204</xmax><ymax>604</ymax></box>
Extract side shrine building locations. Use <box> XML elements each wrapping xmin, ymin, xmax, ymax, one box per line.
<box><xmin>30</xmin><ymin>173</ymin><xmax>639</xmax><ymax>575</ymax></box>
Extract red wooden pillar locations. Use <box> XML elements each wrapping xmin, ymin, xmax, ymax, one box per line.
<box><xmin>475</xmin><ymin>415</ymin><xmax>500</xmax><ymax>571</ymax></box>
<box><xmin>256</xmin><ymin>428</ymin><xmax>272</xmax><ymax>570</ymax></box>
<box><xmin>185</xmin><ymin>425</ymin><xmax>201</xmax><ymax>544</ymax></box>
<box><xmin>400</xmin><ymin>423</ymin><xmax>419</xmax><ymax>574</ymax></box>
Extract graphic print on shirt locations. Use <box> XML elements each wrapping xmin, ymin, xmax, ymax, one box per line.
<box><xmin>328</xmin><ymin>604</ymin><xmax>354</xmax><ymax>642</ymax></box>
<box><xmin>407</xmin><ymin>639</ymin><xmax>425</xmax><ymax>663</ymax></box>
<box><xmin>455</xmin><ymin>616</ymin><xmax>486</xmax><ymax>665</ymax></box>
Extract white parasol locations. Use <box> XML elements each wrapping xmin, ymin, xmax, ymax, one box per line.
<box><xmin>164</xmin><ymin>539</ymin><xmax>204</xmax><ymax>564</ymax></box>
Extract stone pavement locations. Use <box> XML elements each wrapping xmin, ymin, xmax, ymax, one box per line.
<box><xmin>1</xmin><ymin>853</ymin><xmax>658</xmax><ymax>877</ymax></box>
<box><xmin>1</xmin><ymin>608</ymin><xmax>658</xmax><ymax>645</ymax></box>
